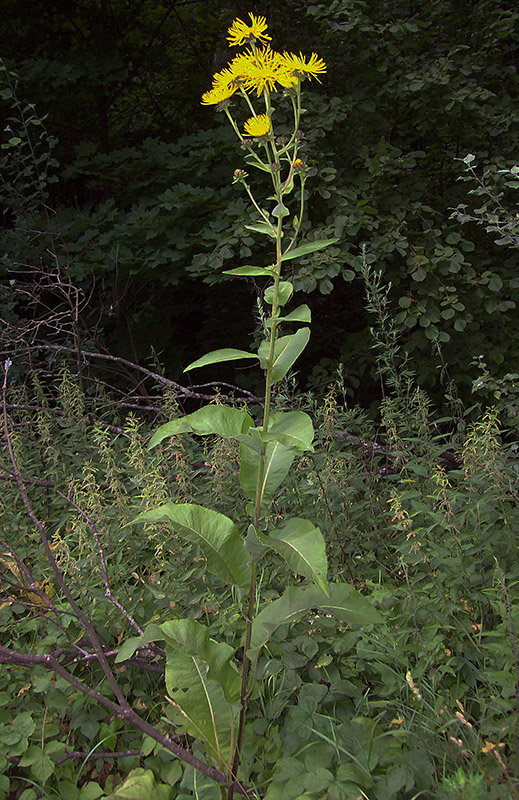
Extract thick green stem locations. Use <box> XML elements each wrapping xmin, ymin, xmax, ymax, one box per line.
<box><xmin>229</xmin><ymin>85</ymin><xmax>297</xmax><ymax>798</ymax></box>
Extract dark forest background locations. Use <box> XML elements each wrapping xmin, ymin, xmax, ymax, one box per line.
<box><xmin>1</xmin><ymin>0</ymin><xmax>518</xmax><ymax>410</ymax></box>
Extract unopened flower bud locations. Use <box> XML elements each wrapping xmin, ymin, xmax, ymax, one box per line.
<box><xmin>232</xmin><ymin>168</ymin><xmax>248</xmax><ymax>184</ymax></box>
<box><xmin>293</xmin><ymin>158</ymin><xmax>307</xmax><ymax>172</ymax></box>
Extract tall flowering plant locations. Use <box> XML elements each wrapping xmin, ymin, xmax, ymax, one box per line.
<box><xmin>124</xmin><ymin>14</ymin><xmax>381</xmax><ymax>797</ymax></box>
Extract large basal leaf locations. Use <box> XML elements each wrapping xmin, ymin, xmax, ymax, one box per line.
<box><xmin>249</xmin><ymin>584</ymin><xmax>383</xmax><ymax>660</ymax></box>
<box><xmin>148</xmin><ymin>406</ymin><xmax>253</xmax><ymax>449</ymax></box>
<box><xmin>165</xmin><ymin>645</ymin><xmax>236</xmax><ymax>768</ymax></box>
<box><xmin>260</xmin><ymin>410</ymin><xmax>314</xmax><ymax>452</ymax></box>
<box><xmin>161</xmin><ymin>619</ymin><xmax>241</xmax><ymax>704</ymax></box>
<box><xmin>258</xmin><ymin>327</ymin><xmax>310</xmax><ymax>384</ymax></box>
<box><xmin>263</xmin><ymin>517</ymin><xmax>329</xmax><ymax>596</ymax></box>
<box><xmin>280</xmin><ymin>238</ymin><xmax>339</xmax><ymax>261</ymax></box>
<box><xmin>130</xmin><ymin>504</ymin><xmax>251</xmax><ymax>589</ymax></box>
<box><xmin>184</xmin><ymin>348</ymin><xmax>258</xmax><ymax>372</ymax></box>
<box><xmin>239</xmin><ymin>437</ymin><xmax>296</xmax><ymax>505</ymax></box>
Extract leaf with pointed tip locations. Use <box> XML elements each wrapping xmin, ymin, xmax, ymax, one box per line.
<box><xmin>280</xmin><ymin>304</ymin><xmax>312</xmax><ymax>323</ymax></box>
<box><xmin>317</xmin><ymin>583</ymin><xmax>384</xmax><ymax>626</ymax></box>
<box><xmin>184</xmin><ymin>349</ymin><xmax>258</xmax><ymax>372</ymax></box>
<box><xmin>281</xmin><ymin>238</ymin><xmax>339</xmax><ymax>261</ymax></box>
<box><xmin>223</xmin><ymin>265</ymin><xmax>275</xmax><ymax>277</ymax></box>
<box><xmin>129</xmin><ymin>504</ymin><xmax>251</xmax><ymax>588</ymax></box>
<box><xmin>260</xmin><ymin>410</ymin><xmax>314</xmax><ymax>452</ymax></box>
<box><xmin>239</xmin><ymin>437</ymin><xmax>296</xmax><ymax>504</ymax></box>
<box><xmin>249</xmin><ymin>584</ymin><xmax>383</xmax><ymax>659</ymax></box>
<box><xmin>263</xmin><ymin>517</ymin><xmax>329</xmax><ymax>595</ymax></box>
<box><xmin>258</xmin><ymin>327</ymin><xmax>310</xmax><ymax>383</ymax></box>
<box><xmin>264</xmin><ymin>281</ymin><xmax>293</xmax><ymax>306</ymax></box>
<box><xmin>148</xmin><ymin>406</ymin><xmax>253</xmax><ymax>449</ymax></box>
<box><xmin>272</xmin><ymin>203</ymin><xmax>289</xmax><ymax>219</ymax></box>
<box><xmin>163</xmin><ymin>622</ymin><xmax>238</xmax><ymax>767</ymax></box>
<box><xmin>244</xmin><ymin>524</ymin><xmax>270</xmax><ymax>562</ymax></box>
<box><xmin>115</xmin><ymin>623</ymin><xmax>163</xmax><ymax>664</ymax></box>
<box><xmin>161</xmin><ymin>619</ymin><xmax>241</xmax><ymax>704</ymax></box>
<box><xmin>249</xmin><ymin>586</ymin><xmax>317</xmax><ymax>660</ymax></box>
<box><xmin>244</xmin><ymin>222</ymin><xmax>277</xmax><ymax>238</ymax></box>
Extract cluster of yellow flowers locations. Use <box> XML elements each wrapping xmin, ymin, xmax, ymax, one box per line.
<box><xmin>201</xmin><ymin>13</ymin><xmax>326</xmax><ymax>121</ymax></box>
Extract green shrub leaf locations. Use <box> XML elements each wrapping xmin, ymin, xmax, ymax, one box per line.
<box><xmin>105</xmin><ymin>768</ymin><xmax>172</xmax><ymax>799</ymax></box>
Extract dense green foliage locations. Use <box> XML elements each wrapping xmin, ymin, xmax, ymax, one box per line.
<box><xmin>1</xmin><ymin>2</ymin><xmax>519</xmax><ymax>798</ymax></box>
<box><xmin>1</xmin><ymin>291</ymin><xmax>519</xmax><ymax>798</ymax></box>
<box><xmin>1</xmin><ymin>0</ymin><xmax>518</xmax><ymax>401</ymax></box>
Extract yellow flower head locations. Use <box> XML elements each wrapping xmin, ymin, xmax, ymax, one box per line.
<box><xmin>231</xmin><ymin>46</ymin><xmax>291</xmax><ymax>96</ymax></box>
<box><xmin>227</xmin><ymin>13</ymin><xmax>271</xmax><ymax>47</ymax></box>
<box><xmin>243</xmin><ymin>113</ymin><xmax>271</xmax><ymax>138</ymax></box>
<box><xmin>212</xmin><ymin>65</ymin><xmax>241</xmax><ymax>90</ymax></box>
<box><xmin>201</xmin><ymin>83</ymin><xmax>237</xmax><ymax>106</ymax></box>
<box><xmin>281</xmin><ymin>51</ymin><xmax>327</xmax><ymax>83</ymax></box>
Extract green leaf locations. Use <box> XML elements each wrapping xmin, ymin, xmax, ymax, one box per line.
<box><xmin>223</xmin><ymin>265</ymin><xmax>275</xmax><ymax>277</ymax></box>
<box><xmin>160</xmin><ymin>619</ymin><xmax>241</xmax><ymax>704</ymax></box>
<box><xmin>249</xmin><ymin>584</ymin><xmax>382</xmax><ymax>659</ymax></box>
<box><xmin>258</xmin><ymin>327</ymin><xmax>311</xmax><ymax>383</ymax></box>
<box><xmin>244</xmin><ymin>222</ymin><xmax>277</xmax><ymax>238</ymax></box>
<box><xmin>239</xmin><ymin>436</ymin><xmax>296</xmax><ymax>505</ymax></box>
<box><xmin>163</xmin><ymin>622</ymin><xmax>239</xmax><ymax>766</ymax></box>
<box><xmin>19</xmin><ymin>745</ymin><xmax>55</xmax><ymax>784</ymax></box>
<box><xmin>264</xmin><ymin>280</ymin><xmax>293</xmax><ymax>306</ymax></box>
<box><xmin>106</xmin><ymin>768</ymin><xmax>172</xmax><ymax>800</ymax></box>
<box><xmin>14</xmin><ymin>714</ymin><xmax>35</xmax><ymax>738</ymax></box>
<box><xmin>281</xmin><ymin>238</ymin><xmax>339</xmax><ymax>261</ymax></box>
<box><xmin>412</xmin><ymin>267</ymin><xmax>426</xmax><ymax>282</ymax></box>
<box><xmin>488</xmin><ymin>275</ymin><xmax>503</xmax><ymax>292</ymax></box>
<box><xmin>318</xmin><ymin>583</ymin><xmax>384</xmax><ymax>626</ymax></box>
<box><xmin>148</xmin><ymin>406</ymin><xmax>253</xmax><ymax>449</ymax></box>
<box><xmin>79</xmin><ymin>782</ymin><xmax>104</xmax><ymax>800</ymax></box>
<box><xmin>278</xmin><ymin>304</ymin><xmax>311</xmax><ymax>323</ymax></box>
<box><xmin>129</xmin><ymin>504</ymin><xmax>251</xmax><ymax>588</ymax></box>
<box><xmin>272</xmin><ymin>203</ymin><xmax>289</xmax><ymax>219</ymax></box>
<box><xmin>263</xmin><ymin>517</ymin><xmax>329</xmax><ymax>595</ymax></box>
<box><xmin>184</xmin><ymin>348</ymin><xmax>258</xmax><ymax>372</ymax></box>
<box><xmin>115</xmin><ymin>623</ymin><xmax>163</xmax><ymax>664</ymax></box>
<box><xmin>249</xmin><ymin>586</ymin><xmax>316</xmax><ymax>659</ymax></box>
<box><xmin>244</xmin><ymin>523</ymin><xmax>270</xmax><ymax>561</ymax></box>
<box><xmin>261</xmin><ymin>410</ymin><xmax>314</xmax><ymax>452</ymax></box>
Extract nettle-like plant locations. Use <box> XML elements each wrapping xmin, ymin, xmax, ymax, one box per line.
<box><xmin>122</xmin><ymin>13</ymin><xmax>382</xmax><ymax>797</ymax></box>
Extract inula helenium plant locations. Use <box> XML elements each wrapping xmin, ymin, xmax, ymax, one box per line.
<box><xmin>124</xmin><ymin>13</ymin><xmax>382</xmax><ymax>797</ymax></box>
